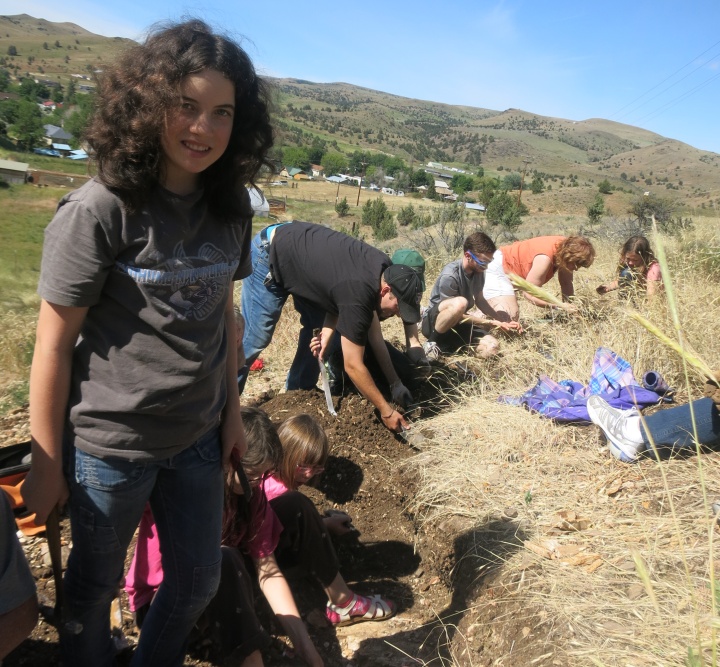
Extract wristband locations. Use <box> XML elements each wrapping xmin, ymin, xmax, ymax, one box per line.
<box><xmin>381</xmin><ymin>410</ymin><xmax>394</xmax><ymax>419</ymax></box>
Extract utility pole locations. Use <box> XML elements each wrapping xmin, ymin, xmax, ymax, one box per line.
<box><xmin>355</xmin><ymin>161</ymin><xmax>367</xmax><ymax>206</ymax></box>
<box><xmin>516</xmin><ymin>157</ymin><xmax>532</xmax><ymax>207</ymax></box>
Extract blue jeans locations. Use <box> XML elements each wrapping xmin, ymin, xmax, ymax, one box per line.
<box><xmin>239</xmin><ymin>230</ymin><xmax>324</xmax><ymax>393</ymax></box>
<box><xmin>61</xmin><ymin>427</ymin><xmax>224</xmax><ymax>667</ymax></box>
<box><xmin>641</xmin><ymin>397</ymin><xmax>720</xmax><ymax>451</ymax></box>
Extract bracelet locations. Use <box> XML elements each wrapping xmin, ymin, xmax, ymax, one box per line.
<box><xmin>381</xmin><ymin>409</ymin><xmax>394</xmax><ymax>419</ymax></box>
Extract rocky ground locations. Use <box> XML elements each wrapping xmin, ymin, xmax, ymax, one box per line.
<box><xmin>2</xmin><ymin>360</ymin><xmax>547</xmax><ymax>667</ymax></box>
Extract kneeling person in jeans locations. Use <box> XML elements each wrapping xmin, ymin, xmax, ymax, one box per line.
<box><xmin>422</xmin><ymin>232</ymin><xmax>522</xmax><ymax>359</ymax></box>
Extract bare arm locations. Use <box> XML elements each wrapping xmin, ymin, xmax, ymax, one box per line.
<box><xmin>646</xmin><ymin>278</ymin><xmax>661</xmax><ymax>297</ymax></box>
<box><xmin>556</xmin><ymin>267</ymin><xmax>575</xmax><ymax>301</ymax></box>
<box><xmin>255</xmin><ymin>553</ymin><xmax>323</xmax><ymax>667</ymax></box>
<box><xmin>366</xmin><ymin>313</ymin><xmax>400</xmax><ymax>386</ymax></box>
<box><xmin>597</xmin><ymin>278</ymin><xmax>619</xmax><ymax>294</ymax></box>
<box><xmin>341</xmin><ymin>334</ymin><xmax>408</xmax><ymax>433</ymax></box>
<box><xmin>403</xmin><ymin>322</ymin><xmax>422</xmax><ymax>351</ymax></box>
<box><xmin>222</xmin><ymin>290</ymin><xmax>246</xmax><ymax>467</ymax></box>
<box><xmin>23</xmin><ymin>301</ymin><xmax>87</xmax><ymax>525</ymax></box>
<box><xmin>469</xmin><ymin>291</ymin><xmax>523</xmax><ymax>332</ymax></box>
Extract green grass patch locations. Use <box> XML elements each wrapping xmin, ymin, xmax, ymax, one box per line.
<box><xmin>0</xmin><ymin>183</ymin><xmax>63</xmax><ymax>311</ymax></box>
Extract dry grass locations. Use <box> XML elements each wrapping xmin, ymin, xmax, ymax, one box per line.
<box><xmin>403</xmin><ymin>219</ymin><xmax>720</xmax><ymax>665</ymax></box>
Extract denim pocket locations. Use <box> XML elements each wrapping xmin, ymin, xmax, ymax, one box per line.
<box><xmin>74</xmin><ymin>448</ymin><xmax>147</xmax><ymax>491</ymax></box>
<box><xmin>76</xmin><ymin>504</ymin><xmax>122</xmax><ymax>553</ymax></box>
<box><xmin>191</xmin><ymin>427</ymin><xmax>222</xmax><ymax>464</ymax></box>
<box><xmin>190</xmin><ymin>557</ymin><xmax>222</xmax><ymax>606</ymax></box>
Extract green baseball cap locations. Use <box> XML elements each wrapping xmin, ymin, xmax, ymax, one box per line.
<box><xmin>391</xmin><ymin>249</ymin><xmax>425</xmax><ymax>290</ymax></box>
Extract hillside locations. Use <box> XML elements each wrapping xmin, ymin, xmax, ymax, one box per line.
<box><xmin>271</xmin><ymin>78</ymin><xmax>720</xmax><ymax>208</ymax></box>
<box><xmin>2</xmin><ymin>14</ymin><xmax>720</xmax><ymax>208</ymax></box>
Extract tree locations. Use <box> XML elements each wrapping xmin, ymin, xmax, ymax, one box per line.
<box><xmin>362</xmin><ymin>197</ymin><xmax>396</xmax><ymax>240</ymax></box>
<box><xmin>9</xmin><ymin>99</ymin><xmax>44</xmax><ymax>150</ymax></box>
<box><xmin>7</xmin><ymin>45</ymin><xmax>17</xmax><ymax>56</ymax></box>
<box><xmin>502</xmin><ymin>172</ymin><xmax>522</xmax><ymax>190</ymax></box>
<box><xmin>530</xmin><ymin>175</ymin><xmax>544</xmax><ymax>194</ymax></box>
<box><xmin>426</xmin><ymin>180</ymin><xmax>438</xmax><ymax>200</ymax></box>
<box><xmin>65</xmin><ymin>79</ymin><xmax>77</xmax><ymax>104</ymax></box>
<box><xmin>19</xmin><ymin>78</ymin><xmax>49</xmax><ymax>101</ymax></box>
<box><xmin>598</xmin><ymin>179</ymin><xmax>612</xmax><ymax>194</ymax></box>
<box><xmin>281</xmin><ymin>146</ymin><xmax>310</xmax><ymax>171</ymax></box>
<box><xmin>450</xmin><ymin>174</ymin><xmax>474</xmax><ymax>194</ymax></box>
<box><xmin>307</xmin><ymin>136</ymin><xmax>326</xmax><ymax>164</ymax></box>
<box><xmin>486</xmin><ymin>191</ymin><xmax>524</xmax><ymax>234</ymax></box>
<box><xmin>587</xmin><ymin>193</ymin><xmax>605</xmax><ymax>225</ymax></box>
<box><xmin>397</xmin><ymin>203</ymin><xmax>417</xmax><ymax>227</ymax></box>
<box><xmin>477</xmin><ymin>177</ymin><xmax>499</xmax><ymax>208</ymax></box>
<box><xmin>335</xmin><ymin>197</ymin><xmax>350</xmax><ymax>217</ymax></box>
<box><xmin>0</xmin><ymin>68</ymin><xmax>10</xmax><ymax>92</ymax></box>
<box><xmin>476</xmin><ymin>167</ymin><xmax>484</xmax><ymax>178</ymax></box>
<box><xmin>628</xmin><ymin>194</ymin><xmax>676</xmax><ymax>229</ymax></box>
<box><xmin>321</xmin><ymin>151</ymin><xmax>346</xmax><ymax>176</ymax></box>
<box><xmin>64</xmin><ymin>92</ymin><xmax>95</xmax><ymax>146</ymax></box>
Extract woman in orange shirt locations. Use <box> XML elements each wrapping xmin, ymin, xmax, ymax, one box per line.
<box><xmin>483</xmin><ymin>235</ymin><xmax>595</xmax><ymax>320</ymax></box>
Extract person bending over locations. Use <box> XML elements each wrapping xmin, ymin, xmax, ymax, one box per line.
<box><xmin>483</xmin><ymin>235</ymin><xmax>595</xmax><ymax>320</ymax></box>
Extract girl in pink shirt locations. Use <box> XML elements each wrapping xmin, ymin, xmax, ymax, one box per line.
<box><xmin>596</xmin><ymin>236</ymin><xmax>662</xmax><ymax>297</ymax></box>
<box><xmin>267</xmin><ymin>414</ymin><xmax>395</xmax><ymax>627</ymax></box>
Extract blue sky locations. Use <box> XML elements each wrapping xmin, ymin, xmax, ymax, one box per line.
<box><xmin>6</xmin><ymin>0</ymin><xmax>720</xmax><ymax>153</ymax></box>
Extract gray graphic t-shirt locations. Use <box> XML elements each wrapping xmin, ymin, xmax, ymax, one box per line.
<box><xmin>38</xmin><ymin>179</ymin><xmax>251</xmax><ymax>460</ymax></box>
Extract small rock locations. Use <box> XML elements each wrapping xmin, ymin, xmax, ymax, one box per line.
<box><xmin>627</xmin><ymin>583</ymin><xmax>645</xmax><ymax>600</ymax></box>
<box><xmin>503</xmin><ymin>506</ymin><xmax>519</xmax><ymax>519</ymax></box>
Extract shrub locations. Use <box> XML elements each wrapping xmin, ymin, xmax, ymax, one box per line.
<box><xmin>486</xmin><ymin>191</ymin><xmax>524</xmax><ymax>234</ymax></box>
<box><xmin>397</xmin><ymin>203</ymin><xmax>417</xmax><ymax>227</ymax></box>
<box><xmin>587</xmin><ymin>193</ymin><xmax>605</xmax><ymax>225</ymax></box>
<box><xmin>598</xmin><ymin>179</ymin><xmax>612</xmax><ymax>194</ymax></box>
<box><xmin>362</xmin><ymin>197</ymin><xmax>397</xmax><ymax>240</ymax></box>
<box><xmin>334</xmin><ymin>197</ymin><xmax>349</xmax><ymax>217</ymax></box>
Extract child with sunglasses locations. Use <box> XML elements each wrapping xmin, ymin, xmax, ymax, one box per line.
<box><xmin>264</xmin><ymin>414</ymin><xmax>395</xmax><ymax>627</ymax></box>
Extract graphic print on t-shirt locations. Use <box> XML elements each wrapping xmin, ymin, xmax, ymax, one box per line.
<box><xmin>116</xmin><ymin>241</ymin><xmax>240</xmax><ymax>321</ymax></box>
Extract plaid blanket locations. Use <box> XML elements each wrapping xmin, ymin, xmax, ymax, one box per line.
<box><xmin>499</xmin><ymin>347</ymin><xmax>666</xmax><ymax>422</ymax></box>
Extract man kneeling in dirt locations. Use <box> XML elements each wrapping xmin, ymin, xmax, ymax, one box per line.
<box><xmin>422</xmin><ymin>232</ymin><xmax>522</xmax><ymax>360</ymax></box>
<box><xmin>239</xmin><ymin>220</ymin><xmax>426</xmax><ymax>433</ymax></box>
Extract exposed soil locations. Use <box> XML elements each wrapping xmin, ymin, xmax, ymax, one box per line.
<box><xmin>2</xmin><ymin>360</ymin><xmax>547</xmax><ymax>666</ymax></box>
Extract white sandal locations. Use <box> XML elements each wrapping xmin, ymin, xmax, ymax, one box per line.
<box><xmin>325</xmin><ymin>593</ymin><xmax>395</xmax><ymax>627</ymax></box>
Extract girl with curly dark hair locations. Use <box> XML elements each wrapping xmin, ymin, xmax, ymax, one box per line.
<box><xmin>22</xmin><ymin>19</ymin><xmax>273</xmax><ymax>666</ymax></box>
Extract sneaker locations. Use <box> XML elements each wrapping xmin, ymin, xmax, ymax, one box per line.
<box><xmin>423</xmin><ymin>341</ymin><xmax>441</xmax><ymax>361</ymax></box>
<box><xmin>586</xmin><ymin>395</ymin><xmax>645</xmax><ymax>463</ymax></box>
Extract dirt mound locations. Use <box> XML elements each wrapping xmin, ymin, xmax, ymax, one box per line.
<box><xmin>4</xmin><ymin>369</ymin><xmax>550</xmax><ymax>666</ymax></box>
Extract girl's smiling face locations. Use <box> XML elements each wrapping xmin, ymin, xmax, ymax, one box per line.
<box><xmin>161</xmin><ymin>69</ymin><xmax>235</xmax><ymax>195</ymax></box>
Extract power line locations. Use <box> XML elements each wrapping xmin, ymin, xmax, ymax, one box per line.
<box><xmin>610</xmin><ymin>38</ymin><xmax>720</xmax><ymax>120</ymax></box>
<box><xmin>615</xmin><ymin>47</ymin><xmax>720</xmax><ymax>122</ymax></box>
<box><xmin>632</xmin><ymin>68</ymin><xmax>720</xmax><ymax>127</ymax></box>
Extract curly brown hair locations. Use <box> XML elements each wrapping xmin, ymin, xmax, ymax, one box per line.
<box><xmin>555</xmin><ymin>236</ymin><xmax>595</xmax><ymax>270</ymax></box>
<box><xmin>85</xmin><ymin>19</ymin><xmax>274</xmax><ymax>219</ymax></box>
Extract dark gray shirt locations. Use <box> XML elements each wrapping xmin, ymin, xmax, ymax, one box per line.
<box><xmin>38</xmin><ymin>179</ymin><xmax>252</xmax><ymax>460</ymax></box>
<box><xmin>427</xmin><ymin>258</ymin><xmax>485</xmax><ymax>312</ymax></box>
